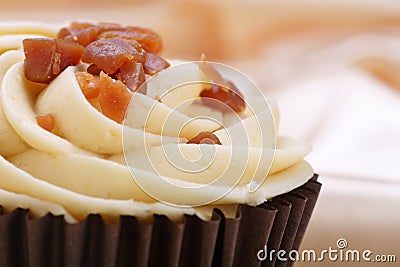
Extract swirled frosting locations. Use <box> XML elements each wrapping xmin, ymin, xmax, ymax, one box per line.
<box><xmin>0</xmin><ymin>22</ymin><xmax>313</xmax><ymax>222</ymax></box>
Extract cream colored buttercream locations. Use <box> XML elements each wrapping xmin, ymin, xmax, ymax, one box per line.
<box><xmin>0</xmin><ymin>23</ymin><xmax>313</xmax><ymax>221</ymax></box>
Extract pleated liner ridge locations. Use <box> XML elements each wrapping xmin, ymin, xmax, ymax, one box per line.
<box><xmin>0</xmin><ymin>175</ymin><xmax>321</xmax><ymax>267</ymax></box>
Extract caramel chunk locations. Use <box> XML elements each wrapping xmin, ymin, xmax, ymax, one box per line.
<box><xmin>58</xmin><ymin>22</ymin><xmax>124</xmax><ymax>47</ymax></box>
<box><xmin>187</xmin><ymin>131</ymin><xmax>222</xmax><ymax>145</ymax></box>
<box><xmin>200</xmin><ymin>82</ymin><xmax>245</xmax><ymax>113</ymax></box>
<box><xmin>76</xmin><ymin>72</ymin><xmax>132</xmax><ymax>123</ymax></box>
<box><xmin>75</xmin><ymin>71</ymin><xmax>101</xmax><ymax>99</ymax></box>
<box><xmin>118</xmin><ymin>61</ymin><xmax>147</xmax><ymax>94</ymax></box>
<box><xmin>36</xmin><ymin>114</ymin><xmax>55</xmax><ymax>132</ymax></box>
<box><xmin>126</xmin><ymin>26</ymin><xmax>163</xmax><ymax>54</ymax></box>
<box><xmin>97</xmin><ymin>74</ymin><xmax>132</xmax><ymax>123</ymax></box>
<box><xmin>99</xmin><ymin>27</ymin><xmax>162</xmax><ymax>54</ymax></box>
<box><xmin>86</xmin><ymin>64</ymin><xmax>102</xmax><ymax>76</ymax></box>
<box><xmin>58</xmin><ymin>22</ymin><xmax>99</xmax><ymax>47</ymax></box>
<box><xmin>199</xmin><ymin>59</ymin><xmax>245</xmax><ymax>113</ymax></box>
<box><xmin>199</xmin><ymin>56</ymin><xmax>227</xmax><ymax>86</ymax></box>
<box><xmin>23</xmin><ymin>38</ymin><xmax>83</xmax><ymax>83</ymax></box>
<box><xmin>143</xmin><ymin>52</ymin><xmax>170</xmax><ymax>75</ymax></box>
<box><xmin>81</xmin><ymin>38</ymin><xmax>141</xmax><ymax>75</ymax></box>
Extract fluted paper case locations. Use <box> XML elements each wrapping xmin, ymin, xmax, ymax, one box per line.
<box><xmin>0</xmin><ymin>175</ymin><xmax>321</xmax><ymax>267</ymax></box>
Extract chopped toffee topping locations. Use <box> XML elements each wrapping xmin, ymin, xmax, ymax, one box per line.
<box><xmin>23</xmin><ymin>22</ymin><xmax>245</xmax><ymax>130</ymax></box>
<box><xmin>98</xmin><ymin>27</ymin><xmax>162</xmax><ymax>54</ymax></box>
<box><xmin>200</xmin><ymin>81</ymin><xmax>245</xmax><ymax>113</ymax></box>
<box><xmin>81</xmin><ymin>38</ymin><xmax>143</xmax><ymax>75</ymax></box>
<box><xmin>199</xmin><ymin>58</ymin><xmax>246</xmax><ymax>113</ymax></box>
<box><xmin>86</xmin><ymin>63</ymin><xmax>102</xmax><ymax>76</ymax></box>
<box><xmin>75</xmin><ymin>72</ymin><xmax>132</xmax><ymax>123</ymax></box>
<box><xmin>117</xmin><ymin>61</ymin><xmax>147</xmax><ymax>94</ymax></box>
<box><xmin>23</xmin><ymin>22</ymin><xmax>169</xmax><ymax>89</ymax></box>
<box><xmin>36</xmin><ymin>114</ymin><xmax>55</xmax><ymax>132</ymax></box>
<box><xmin>187</xmin><ymin>131</ymin><xmax>222</xmax><ymax>145</ymax></box>
<box><xmin>58</xmin><ymin>22</ymin><xmax>162</xmax><ymax>54</ymax></box>
<box><xmin>23</xmin><ymin>22</ymin><xmax>170</xmax><ymax>125</ymax></box>
<box><xmin>142</xmin><ymin>52</ymin><xmax>170</xmax><ymax>75</ymax></box>
<box><xmin>23</xmin><ymin>38</ymin><xmax>83</xmax><ymax>83</ymax></box>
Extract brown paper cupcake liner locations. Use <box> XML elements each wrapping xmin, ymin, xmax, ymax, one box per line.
<box><xmin>0</xmin><ymin>175</ymin><xmax>321</xmax><ymax>267</ymax></box>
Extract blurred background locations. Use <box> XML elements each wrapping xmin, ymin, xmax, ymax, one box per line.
<box><xmin>1</xmin><ymin>0</ymin><xmax>400</xmax><ymax>266</ymax></box>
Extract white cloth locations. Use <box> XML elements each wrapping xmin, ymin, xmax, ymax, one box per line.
<box><xmin>258</xmin><ymin>32</ymin><xmax>400</xmax><ymax>265</ymax></box>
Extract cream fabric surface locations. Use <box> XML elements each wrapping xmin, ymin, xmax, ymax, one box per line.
<box><xmin>268</xmin><ymin>58</ymin><xmax>400</xmax><ymax>267</ymax></box>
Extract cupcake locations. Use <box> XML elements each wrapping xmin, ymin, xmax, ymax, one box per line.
<box><xmin>0</xmin><ymin>21</ymin><xmax>321</xmax><ymax>267</ymax></box>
